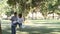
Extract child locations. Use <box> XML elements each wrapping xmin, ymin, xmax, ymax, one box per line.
<box><xmin>17</xmin><ymin>14</ymin><xmax>24</xmax><ymax>28</ymax></box>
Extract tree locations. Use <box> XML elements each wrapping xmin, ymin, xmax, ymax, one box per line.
<box><xmin>47</xmin><ymin>0</ymin><xmax>60</xmax><ymax>19</ymax></box>
<box><xmin>0</xmin><ymin>0</ymin><xmax>8</xmax><ymax>34</ymax></box>
<box><xmin>7</xmin><ymin>0</ymin><xmax>60</xmax><ymax>19</ymax></box>
<box><xmin>7</xmin><ymin>0</ymin><xmax>30</xmax><ymax>17</ymax></box>
<box><xmin>40</xmin><ymin>0</ymin><xmax>60</xmax><ymax>19</ymax></box>
<box><xmin>0</xmin><ymin>16</ymin><xmax>2</xmax><ymax>34</ymax></box>
<box><xmin>0</xmin><ymin>21</ymin><xmax>2</xmax><ymax>34</ymax></box>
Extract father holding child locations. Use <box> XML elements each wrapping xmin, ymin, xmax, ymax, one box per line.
<box><xmin>11</xmin><ymin>12</ymin><xmax>24</xmax><ymax>34</ymax></box>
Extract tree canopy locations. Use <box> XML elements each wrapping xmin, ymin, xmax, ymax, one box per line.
<box><xmin>0</xmin><ymin>0</ymin><xmax>60</xmax><ymax>18</ymax></box>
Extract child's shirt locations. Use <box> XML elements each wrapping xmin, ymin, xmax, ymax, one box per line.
<box><xmin>17</xmin><ymin>17</ymin><xmax>24</xmax><ymax>23</ymax></box>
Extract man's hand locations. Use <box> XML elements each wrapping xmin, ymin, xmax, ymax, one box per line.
<box><xmin>13</xmin><ymin>21</ymin><xmax>17</xmax><ymax>23</ymax></box>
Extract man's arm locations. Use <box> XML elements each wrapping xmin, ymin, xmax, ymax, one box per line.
<box><xmin>10</xmin><ymin>16</ymin><xmax>14</xmax><ymax>21</ymax></box>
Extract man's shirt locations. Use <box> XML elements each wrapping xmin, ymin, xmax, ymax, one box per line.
<box><xmin>11</xmin><ymin>16</ymin><xmax>18</xmax><ymax>23</ymax></box>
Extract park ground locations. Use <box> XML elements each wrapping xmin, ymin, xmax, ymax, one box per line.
<box><xmin>1</xmin><ymin>19</ymin><xmax>60</xmax><ymax>34</ymax></box>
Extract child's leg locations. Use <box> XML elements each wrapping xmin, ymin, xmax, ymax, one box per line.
<box><xmin>18</xmin><ymin>23</ymin><xmax>22</xmax><ymax>28</ymax></box>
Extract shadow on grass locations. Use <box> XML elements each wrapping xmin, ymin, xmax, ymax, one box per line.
<box><xmin>2</xmin><ymin>30</ymin><xmax>11</xmax><ymax>34</ymax></box>
<box><xmin>32</xmin><ymin>22</ymin><xmax>60</xmax><ymax>24</ymax></box>
<box><xmin>2</xmin><ymin>26</ymin><xmax>11</xmax><ymax>34</ymax></box>
<box><xmin>17</xmin><ymin>26</ymin><xmax>60</xmax><ymax>34</ymax></box>
<box><xmin>2</xmin><ymin>26</ymin><xmax>60</xmax><ymax>34</ymax></box>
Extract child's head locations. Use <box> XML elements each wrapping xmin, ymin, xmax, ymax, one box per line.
<box><xmin>18</xmin><ymin>14</ymin><xmax>22</xmax><ymax>18</ymax></box>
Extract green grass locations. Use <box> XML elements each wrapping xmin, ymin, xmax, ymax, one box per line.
<box><xmin>31</xmin><ymin>19</ymin><xmax>60</xmax><ymax>24</ymax></box>
<box><xmin>1</xmin><ymin>19</ymin><xmax>60</xmax><ymax>34</ymax></box>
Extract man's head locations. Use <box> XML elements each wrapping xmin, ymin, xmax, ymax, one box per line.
<box><xmin>14</xmin><ymin>12</ymin><xmax>17</xmax><ymax>16</ymax></box>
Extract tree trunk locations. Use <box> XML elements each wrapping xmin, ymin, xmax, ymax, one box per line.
<box><xmin>32</xmin><ymin>12</ymin><xmax>34</xmax><ymax>20</ymax></box>
<box><xmin>52</xmin><ymin>10</ymin><xmax>55</xmax><ymax>19</ymax></box>
<box><xmin>44</xmin><ymin>15</ymin><xmax>47</xmax><ymax>19</ymax></box>
<box><xmin>43</xmin><ymin>12</ymin><xmax>47</xmax><ymax>20</ymax></box>
<box><xmin>0</xmin><ymin>25</ymin><xmax>2</xmax><ymax>34</ymax></box>
<box><xmin>0</xmin><ymin>20</ymin><xmax>2</xmax><ymax>34</ymax></box>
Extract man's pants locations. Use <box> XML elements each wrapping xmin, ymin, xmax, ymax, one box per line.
<box><xmin>11</xmin><ymin>23</ymin><xmax>22</xmax><ymax>34</ymax></box>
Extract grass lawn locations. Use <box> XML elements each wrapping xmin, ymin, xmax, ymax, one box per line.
<box><xmin>1</xmin><ymin>19</ymin><xmax>60</xmax><ymax>34</ymax></box>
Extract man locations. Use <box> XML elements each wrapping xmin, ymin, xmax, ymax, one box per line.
<box><xmin>11</xmin><ymin>12</ymin><xmax>18</xmax><ymax>34</ymax></box>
